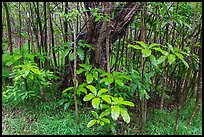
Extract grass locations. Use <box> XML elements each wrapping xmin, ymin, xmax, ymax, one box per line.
<box><xmin>2</xmin><ymin>101</ymin><xmax>107</xmax><ymax>135</ymax></box>
<box><xmin>2</xmin><ymin>96</ymin><xmax>202</xmax><ymax>135</ymax></box>
<box><xmin>145</xmin><ymin>100</ymin><xmax>202</xmax><ymax>135</ymax></box>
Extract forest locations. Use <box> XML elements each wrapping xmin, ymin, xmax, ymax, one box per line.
<box><xmin>2</xmin><ymin>2</ymin><xmax>202</xmax><ymax>135</ymax></box>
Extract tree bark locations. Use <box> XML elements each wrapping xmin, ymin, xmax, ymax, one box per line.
<box><xmin>3</xmin><ymin>2</ymin><xmax>13</xmax><ymax>55</ymax></box>
<box><xmin>84</xmin><ymin>2</ymin><xmax>140</xmax><ymax>69</ymax></box>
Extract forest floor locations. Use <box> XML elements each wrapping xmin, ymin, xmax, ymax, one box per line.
<box><xmin>2</xmin><ymin>95</ymin><xmax>202</xmax><ymax>135</ymax></box>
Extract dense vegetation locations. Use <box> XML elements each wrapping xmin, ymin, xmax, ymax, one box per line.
<box><xmin>2</xmin><ymin>2</ymin><xmax>202</xmax><ymax>135</ymax></box>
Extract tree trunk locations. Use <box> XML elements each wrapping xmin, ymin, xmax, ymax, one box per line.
<box><xmin>3</xmin><ymin>2</ymin><xmax>13</xmax><ymax>55</ymax></box>
<box><xmin>84</xmin><ymin>2</ymin><xmax>140</xmax><ymax>69</ymax></box>
<box><xmin>140</xmin><ymin>2</ymin><xmax>147</xmax><ymax>133</ymax></box>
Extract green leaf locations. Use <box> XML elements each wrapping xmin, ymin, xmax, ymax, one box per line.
<box><xmin>149</xmin><ymin>54</ymin><xmax>157</xmax><ymax>66</ymax></box>
<box><xmin>100</xmin><ymin>120</ymin><xmax>105</xmax><ymax>126</ymax></box>
<box><xmin>100</xmin><ymin>77</ymin><xmax>114</xmax><ymax>85</ymax></box>
<box><xmin>175</xmin><ymin>52</ymin><xmax>184</xmax><ymax>59</ymax></box>
<box><xmin>174</xmin><ymin>48</ymin><xmax>189</xmax><ymax>55</ymax></box>
<box><xmin>86</xmin><ymin>85</ymin><xmax>97</xmax><ymax>96</ymax></box>
<box><xmin>83</xmin><ymin>93</ymin><xmax>94</xmax><ymax>101</ymax></box>
<box><xmin>86</xmin><ymin>73</ymin><xmax>93</xmax><ymax>84</ymax></box>
<box><xmin>180</xmin><ymin>58</ymin><xmax>189</xmax><ymax>68</ymax></box>
<box><xmin>120</xmin><ymin>108</ymin><xmax>130</xmax><ymax>123</ymax></box>
<box><xmin>91</xmin><ymin>111</ymin><xmax>99</xmax><ymax>119</ymax></box>
<box><xmin>99</xmin><ymin>109</ymin><xmax>110</xmax><ymax>118</ymax></box>
<box><xmin>62</xmin><ymin>87</ymin><xmax>74</xmax><ymax>93</ymax></box>
<box><xmin>100</xmin><ymin>95</ymin><xmax>112</xmax><ymax>104</ymax></box>
<box><xmin>166</xmin><ymin>43</ymin><xmax>174</xmax><ymax>53</ymax></box>
<box><xmin>156</xmin><ymin>55</ymin><xmax>167</xmax><ymax>65</ymax></box>
<box><xmin>149</xmin><ymin>43</ymin><xmax>161</xmax><ymax>49</ymax></box>
<box><xmin>69</xmin><ymin>52</ymin><xmax>74</xmax><ymax>61</ymax></box>
<box><xmin>92</xmin><ymin>71</ymin><xmax>98</xmax><ymax>80</ymax></box>
<box><xmin>101</xmin><ymin>118</ymin><xmax>110</xmax><ymax>124</ymax></box>
<box><xmin>168</xmin><ymin>54</ymin><xmax>176</xmax><ymax>64</ymax></box>
<box><xmin>121</xmin><ymin>101</ymin><xmax>134</xmax><ymax>107</ymax></box>
<box><xmin>135</xmin><ymin>41</ymin><xmax>148</xmax><ymax>48</ymax></box>
<box><xmin>64</xmin><ymin>103</ymin><xmax>71</xmax><ymax>111</ymax></box>
<box><xmin>61</xmin><ymin>48</ymin><xmax>71</xmax><ymax>58</ymax></box>
<box><xmin>128</xmin><ymin>44</ymin><xmax>142</xmax><ymax>50</ymax></box>
<box><xmin>92</xmin><ymin>98</ymin><xmax>100</xmax><ymax>109</ymax></box>
<box><xmin>76</xmin><ymin>68</ymin><xmax>86</xmax><ymax>74</ymax></box>
<box><xmin>22</xmin><ymin>70</ymin><xmax>29</xmax><ymax>78</ymax></box>
<box><xmin>115</xmin><ymin>78</ymin><xmax>124</xmax><ymax>86</ymax></box>
<box><xmin>77</xmin><ymin>47</ymin><xmax>84</xmax><ymax>60</ymax></box>
<box><xmin>28</xmin><ymin>73</ymin><xmax>34</xmax><ymax>80</ymax></box>
<box><xmin>78</xmin><ymin>85</ymin><xmax>87</xmax><ymax>94</ymax></box>
<box><xmin>79</xmin><ymin>64</ymin><xmax>92</xmax><ymax>71</ymax></box>
<box><xmin>6</xmin><ymin>61</ymin><xmax>14</xmax><ymax>66</ymax></box>
<box><xmin>87</xmin><ymin>120</ymin><xmax>97</xmax><ymax>128</ymax></box>
<box><xmin>111</xmin><ymin>106</ymin><xmax>120</xmax><ymax>121</ymax></box>
<box><xmin>14</xmin><ymin>55</ymin><xmax>22</xmax><ymax>61</ymax></box>
<box><xmin>141</xmin><ymin>49</ymin><xmax>151</xmax><ymax>57</ymax></box>
<box><xmin>153</xmin><ymin>47</ymin><xmax>168</xmax><ymax>56</ymax></box>
<box><xmin>98</xmin><ymin>89</ymin><xmax>108</xmax><ymax>96</ymax></box>
<box><xmin>30</xmin><ymin>68</ymin><xmax>40</xmax><ymax>75</ymax></box>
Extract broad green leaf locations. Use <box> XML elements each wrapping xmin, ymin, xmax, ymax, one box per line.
<box><xmin>149</xmin><ymin>43</ymin><xmax>161</xmax><ymax>49</ymax></box>
<box><xmin>120</xmin><ymin>108</ymin><xmax>130</xmax><ymax>123</ymax></box>
<box><xmin>92</xmin><ymin>98</ymin><xmax>100</xmax><ymax>109</ymax></box>
<box><xmin>128</xmin><ymin>44</ymin><xmax>142</xmax><ymax>50</ymax></box>
<box><xmin>180</xmin><ymin>58</ymin><xmax>189</xmax><ymax>68</ymax></box>
<box><xmin>28</xmin><ymin>73</ymin><xmax>34</xmax><ymax>80</ymax></box>
<box><xmin>78</xmin><ymin>85</ymin><xmax>87</xmax><ymax>94</ymax></box>
<box><xmin>14</xmin><ymin>55</ymin><xmax>22</xmax><ymax>61</ymax></box>
<box><xmin>87</xmin><ymin>120</ymin><xmax>97</xmax><ymax>128</ymax></box>
<box><xmin>141</xmin><ymin>49</ymin><xmax>151</xmax><ymax>57</ymax></box>
<box><xmin>112</xmin><ymin>97</ymin><xmax>119</xmax><ymax>104</ymax></box>
<box><xmin>91</xmin><ymin>111</ymin><xmax>98</xmax><ymax>119</ymax></box>
<box><xmin>100</xmin><ymin>95</ymin><xmax>112</xmax><ymax>104</ymax></box>
<box><xmin>62</xmin><ymin>87</ymin><xmax>74</xmax><ymax>93</ymax></box>
<box><xmin>69</xmin><ymin>52</ymin><xmax>74</xmax><ymax>61</ymax></box>
<box><xmin>86</xmin><ymin>73</ymin><xmax>93</xmax><ymax>84</ymax></box>
<box><xmin>86</xmin><ymin>85</ymin><xmax>97</xmax><ymax>95</ymax></box>
<box><xmin>22</xmin><ymin>70</ymin><xmax>29</xmax><ymax>78</ymax></box>
<box><xmin>168</xmin><ymin>54</ymin><xmax>176</xmax><ymax>64</ymax></box>
<box><xmin>83</xmin><ymin>93</ymin><xmax>94</xmax><ymax>101</ymax></box>
<box><xmin>120</xmin><ymin>75</ymin><xmax>132</xmax><ymax>81</ymax></box>
<box><xmin>79</xmin><ymin>64</ymin><xmax>92</xmax><ymax>71</ymax></box>
<box><xmin>149</xmin><ymin>54</ymin><xmax>157</xmax><ymax>66</ymax></box>
<box><xmin>175</xmin><ymin>52</ymin><xmax>184</xmax><ymax>59</ymax></box>
<box><xmin>156</xmin><ymin>55</ymin><xmax>167</xmax><ymax>65</ymax></box>
<box><xmin>100</xmin><ymin>72</ymin><xmax>112</xmax><ymax>77</ymax></box>
<box><xmin>98</xmin><ymin>89</ymin><xmax>108</xmax><ymax>96</ymax></box>
<box><xmin>121</xmin><ymin>101</ymin><xmax>135</xmax><ymax>107</ymax></box>
<box><xmin>100</xmin><ymin>77</ymin><xmax>114</xmax><ymax>85</ymax></box>
<box><xmin>99</xmin><ymin>109</ymin><xmax>110</xmax><ymax>118</ymax></box>
<box><xmin>100</xmin><ymin>120</ymin><xmax>105</xmax><ymax>126</ymax></box>
<box><xmin>153</xmin><ymin>47</ymin><xmax>168</xmax><ymax>56</ymax></box>
<box><xmin>96</xmin><ymin>120</ymin><xmax>100</xmax><ymax>124</ymax></box>
<box><xmin>111</xmin><ymin>106</ymin><xmax>120</xmax><ymax>121</ymax></box>
<box><xmin>101</xmin><ymin>118</ymin><xmax>110</xmax><ymax>124</ymax></box>
<box><xmin>64</xmin><ymin>103</ymin><xmax>71</xmax><ymax>111</ymax></box>
<box><xmin>166</xmin><ymin>43</ymin><xmax>174</xmax><ymax>53</ymax></box>
<box><xmin>76</xmin><ymin>68</ymin><xmax>86</xmax><ymax>74</ymax></box>
<box><xmin>77</xmin><ymin>47</ymin><xmax>84</xmax><ymax>60</ymax></box>
<box><xmin>92</xmin><ymin>71</ymin><xmax>98</xmax><ymax>80</ymax></box>
<box><xmin>61</xmin><ymin>48</ymin><xmax>71</xmax><ymax>58</ymax></box>
<box><xmin>30</xmin><ymin>68</ymin><xmax>40</xmax><ymax>75</ymax></box>
<box><xmin>115</xmin><ymin>78</ymin><xmax>124</xmax><ymax>86</ymax></box>
<box><xmin>174</xmin><ymin>48</ymin><xmax>189</xmax><ymax>55</ymax></box>
<box><xmin>135</xmin><ymin>41</ymin><xmax>148</xmax><ymax>48</ymax></box>
<box><xmin>6</xmin><ymin>61</ymin><xmax>14</xmax><ymax>66</ymax></box>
